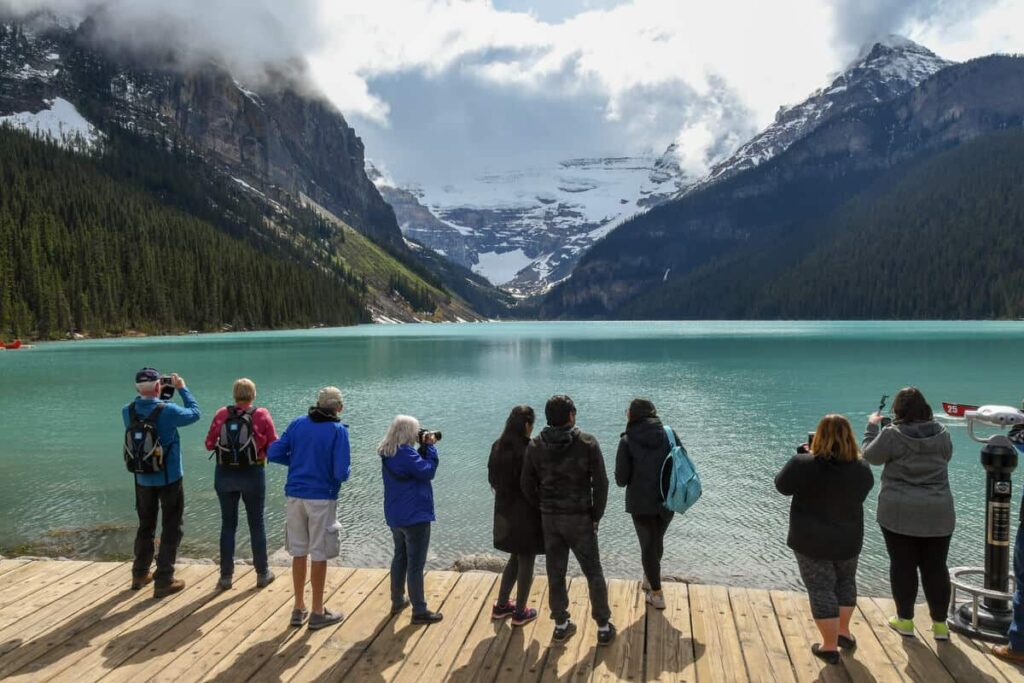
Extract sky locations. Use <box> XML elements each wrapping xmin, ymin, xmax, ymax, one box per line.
<box><xmin>3</xmin><ymin>0</ymin><xmax>1023</xmax><ymax>187</ymax></box>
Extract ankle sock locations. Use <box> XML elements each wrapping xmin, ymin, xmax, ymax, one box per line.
<box><xmin>555</xmin><ymin>620</ymin><xmax>570</xmax><ymax>630</ymax></box>
<box><xmin>598</xmin><ymin>624</ymin><xmax>610</xmax><ymax>633</ymax></box>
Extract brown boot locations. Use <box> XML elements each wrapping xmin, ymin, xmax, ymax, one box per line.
<box><xmin>153</xmin><ymin>578</ymin><xmax>185</xmax><ymax>598</ymax></box>
<box><xmin>131</xmin><ymin>573</ymin><xmax>153</xmax><ymax>590</ymax></box>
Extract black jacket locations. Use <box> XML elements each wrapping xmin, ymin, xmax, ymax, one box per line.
<box><xmin>488</xmin><ymin>437</ymin><xmax>545</xmax><ymax>555</ymax></box>
<box><xmin>775</xmin><ymin>453</ymin><xmax>875</xmax><ymax>561</ymax></box>
<box><xmin>614</xmin><ymin>417</ymin><xmax>676</xmax><ymax>515</ymax></box>
<box><xmin>521</xmin><ymin>426</ymin><xmax>608</xmax><ymax>520</ymax></box>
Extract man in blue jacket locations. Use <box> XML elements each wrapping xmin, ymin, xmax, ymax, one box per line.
<box><xmin>123</xmin><ymin>368</ymin><xmax>201</xmax><ymax>597</ymax></box>
<box><xmin>268</xmin><ymin>386</ymin><xmax>351</xmax><ymax>631</ymax></box>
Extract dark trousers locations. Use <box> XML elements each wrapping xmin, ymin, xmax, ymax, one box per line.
<box><xmin>498</xmin><ymin>553</ymin><xmax>536</xmax><ymax>609</ymax></box>
<box><xmin>391</xmin><ymin>522</ymin><xmax>431</xmax><ymax>615</ymax></box>
<box><xmin>881</xmin><ymin>527</ymin><xmax>951</xmax><ymax>621</ymax></box>
<box><xmin>215</xmin><ymin>466</ymin><xmax>268</xmax><ymax>577</ymax></box>
<box><xmin>133</xmin><ymin>479</ymin><xmax>184</xmax><ymax>584</ymax></box>
<box><xmin>542</xmin><ymin>513</ymin><xmax>611</xmax><ymax>625</ymax></box>
<box><xmin>1008</xmin><ymin>522</ymin><xmax>1024</xmax><ymax>650</ymax></box>
<box><xmin>631</xmin><ymin>511</ymin><xmax>674</xmax><ymax>591</ymax></box>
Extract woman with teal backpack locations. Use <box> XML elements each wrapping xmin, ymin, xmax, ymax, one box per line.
<box><xmin>614</xmin><ymin>398</ymin><xmax>679</xmax><ymax>610</ymax></box>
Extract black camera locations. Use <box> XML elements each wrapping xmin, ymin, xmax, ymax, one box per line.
<box><xmin>418</xmin><ymin>429</ymin><xmax>442</xmax><ymax>444</ymax></box>
<box><xmin>159</xmin><ymin>375</ymin><xmax>176</xmax><ymax>401</ymax></box>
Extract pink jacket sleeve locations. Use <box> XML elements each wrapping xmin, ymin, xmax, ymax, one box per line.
<box><xmin>205</xmin><ymin>407</ymin><xmax>229</xmax><ymax>452</ymax></box>
<box><xmin>253</xmin><ymin>408</ymin><xmax>279</xmax><ymax>458</ymax></box>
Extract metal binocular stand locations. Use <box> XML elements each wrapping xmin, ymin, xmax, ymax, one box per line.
<box><xmin>949</xmin><ymin>405</ymin><xmax>1023</xmax><ymax>643</ymax></box>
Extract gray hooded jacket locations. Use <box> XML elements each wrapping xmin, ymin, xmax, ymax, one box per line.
<box><xmin>862</xmin><ymin>420</ymin><xmax>954</xmax><ymax>537</ymax></box>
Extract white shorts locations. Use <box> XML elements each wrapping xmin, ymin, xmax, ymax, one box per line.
<box><xmin>285</xmin><ymin>497</ymin><xmax>341</xmax><ymax>561</ymax></box>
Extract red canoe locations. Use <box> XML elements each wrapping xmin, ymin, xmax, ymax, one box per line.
<box><xmin>2</xmin><ymin>339</ymin><xmax>21</xmax><ymax>350</ymax></box>
<box><xmin>942</xmin><ymin>402</ymin><xmax>979</xmax><ymax>418</ymax></box>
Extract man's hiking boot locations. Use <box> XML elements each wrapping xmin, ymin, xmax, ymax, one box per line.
<box><xmin>131</xmin><ymin>573</ymin><xmax>153</xmax><ymax>591</ymax></box>
<box><xmin>153</xmin><ymin>578</ymin><xmax>185</xmax><ymax>598</ymax></box>
<box><xmin>597</xmin><ymin>622</ymin><xmax>617</xmax><ymax>647</ymax></box>
<box><xmin>411</xmin><ymin>610</ymin><xmax>444</xmax><ymax>625</ymax></box>
<box><xmin>256</xmin><ymin>570</ymin><xmax>276</xmax><ymax>588</ymax></box>
<box><xmin>552</xmin><ymin>620</ymin><xmax>577</xmax><ymax>642</ymax></box>
<box><xmin>217</xmin><ymin>576</ymin><xmax>232</xmax><ymax>590</ymax></box>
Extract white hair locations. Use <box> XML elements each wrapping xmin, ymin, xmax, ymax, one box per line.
<box><xmin>135</xmin><ymin>380</ymin><xmax>159</xmax><ymax>396</ymax></box>
<box><xmin>317</xmin><ymin>386</ymin><xmax>344</xmax><ymax>413</ymax></box>
<box><xmin>377</xmin><ymin>415</ymin><xmax>420</xmax><ymax>457</ymax></box>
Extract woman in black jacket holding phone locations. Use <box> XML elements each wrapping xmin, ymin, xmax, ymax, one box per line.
<box><xmin>488</xmin><ymin>405</ymin><xmax>544</xmax><ymax>626</ymax></box>
<box><xmin>615</xmin><ymin>398</ymin><xmax>677</xmax><ymax>610</ymax></box>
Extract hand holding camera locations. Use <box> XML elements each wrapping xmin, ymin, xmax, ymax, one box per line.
<box><xmin>418</xmin><ymin>429</ymin><xmax>442</xmax><ymax>446</ymax></box>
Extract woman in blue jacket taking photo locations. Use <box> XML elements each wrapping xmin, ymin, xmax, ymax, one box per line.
<box><xmin>379</xmin><ymin>415</ymin><xmax>443</xmax><ymax>624</ymax></box>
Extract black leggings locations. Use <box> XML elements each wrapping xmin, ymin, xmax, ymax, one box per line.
<box><xmin>498</xmin><ymin>553</ymin><xmax>536</xmax><ymax>608</ymax></box>
<box><xmin>632</xmin><ymin>511</ymin><xmax>674</xmax><ymax>591</ymax></box>
<box><xmin>881</xmin><ymin>527</ymin><xmax>952</xmax><ymax>622</ymax></box>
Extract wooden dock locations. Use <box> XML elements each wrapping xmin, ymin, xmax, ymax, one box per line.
<box><xmin>0</xmin><ymin>559</ymin><xmax>1021</xmax><ymax>682</ymax></box>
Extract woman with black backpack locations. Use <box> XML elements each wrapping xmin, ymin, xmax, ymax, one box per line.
<box><xmin>614</xmin><ymin>398</ymin><xmax>677</xmax><ymax>610</ymax></box>
<box><xmin>488</xmin><ymin>405</ymin><xmax>544</xmax><ymax>626</ymax></box>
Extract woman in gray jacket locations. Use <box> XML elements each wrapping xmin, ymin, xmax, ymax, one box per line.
<box><xmin>863</xmin><ymin>387</ymin><xmax>953</xmax><ymax>641</ymax></box>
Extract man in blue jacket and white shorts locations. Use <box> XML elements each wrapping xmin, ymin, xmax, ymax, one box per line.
<box><xmin>268</xmin><ymin>386</ymin><xmax>351</xmax><ymax>630</ymax></box>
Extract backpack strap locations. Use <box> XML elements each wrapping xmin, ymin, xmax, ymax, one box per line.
<box><xmin>145</xmin><ymin>403</ymin><xmax>165</xmax><ymax>424</ymax></box>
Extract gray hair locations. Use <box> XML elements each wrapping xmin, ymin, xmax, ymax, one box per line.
<box><xmin>377</xmin><ymin>415</ymin><xmax>420</xmax><ymax>457</ymax></box>
<box><xmin>135</xmin><ymin>380</ymin><xmax>159</xmax><ymax>396</ymax></box>
<box><xmin>317</xmin><ymin>386</ymin><xmax>344</xmax><ymax>413</ymax></box>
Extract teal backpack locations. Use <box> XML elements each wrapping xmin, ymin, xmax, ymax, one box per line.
<box><xmin>661</xmin><ymin>425</ymin><xmax>702</xmax><ymax>513</ymax></box>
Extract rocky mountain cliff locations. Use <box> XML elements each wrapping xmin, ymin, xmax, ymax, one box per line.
<box><xmin>542</xmin><ymin>53</ymin><xmax>1024</xmax><ymax>319</ymax></box>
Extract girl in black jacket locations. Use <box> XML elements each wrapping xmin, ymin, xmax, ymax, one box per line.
<box><xmin>614</xmin><ymin>398</ymin><xmax>677</xmax><ymax>610</ymax></box>
<box><xmin>488</xmin><ymin>405</ymin><xmax>544</xmax><ymax>626</ymax></box>
<box><xmin>775</xmin><ymin>414</ymin><xmax>874</xmax><ymax>666</ymax></box>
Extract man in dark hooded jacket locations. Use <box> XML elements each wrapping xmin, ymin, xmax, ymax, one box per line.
<box><xmin>521</xmin><ymin>395</ymin><xmax>615</xmax><ymax>645</ymax></box>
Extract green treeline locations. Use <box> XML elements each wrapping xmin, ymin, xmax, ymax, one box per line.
<box><xmin>0</xmin><ymin>128</ymin><xmax>367</xmax><ymax>339</ymax></box>
<box><xmin>388</xmin><ymin>274</ymin><xmax>437</xmax><ymax>313</ymax></box>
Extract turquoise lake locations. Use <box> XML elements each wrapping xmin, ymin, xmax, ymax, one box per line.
<box><xmin>1</xmin><ymin>321</ymin><xmax>1022</xmax><ymax>594</ymax></box>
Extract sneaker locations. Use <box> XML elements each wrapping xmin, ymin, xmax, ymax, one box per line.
<box><xmin>131</xmin><ymin>573</ymin><xmax>153</xmax><ymax>591</ymax></box>
<box><xmin>597</xmin><ymin>622</ymin><xmax>617</xmax><ymax>647</ymax></box>
<box><xmin>511</xmin><ymin>608</ymin><xmax>538</xmax><ymax>626</ymax></box>
<box><xmin>811</xmin><ymin>644</ymin><xmax>840</xmax><ymax>665</ymax></box>
<box><xmin>888</xmin><ymin>616</ymin><xmax>916</xmax><ymax>637</ymax></box>
<box><xmin>256</xmin><ymin>570</ymin><xmax>275</xmax><ymax>588</ymax></box>
<box><xmin>411</xmin><ymin>610</ymin><xmax>444</xmax><ymax>625</ymax></box>
<box><xmin>552</xmin><ymin>620</ymin><xmax>577</xmax><ymax>642</ymax></box>
<box><xmin>837</xmin><ymin>634</ymin><xmax>857</xmax><ymax>649</ymax></box>
<box><xmin>646</xmin><ymin>590</ymin><xmax>666</xmax><ymax>610</ymax></box>
<box><xmin>217</xmin><ymin>576</ymin><xmax>232</xmax><ymax>590</ymax></box>
<box><xmin>290</xmin><ymin>608</ymin><xmax>310</xmax><ymax>626</ymax></box>
<box><xmin>153</xmin><ymin>578</ymin><xmax>185</xmax><ymax>599</ymax></box>
<box><xmin>308</xmin><ymin>608</ymin><xmax>344</xmax><ymax>631</ymax></box>
<box><xmin>391</xmin><ymin>598</ymin><xmax>410</xmax><ymax>615</ymax></box>
<box><xmin>492</xmin><ymin>601</ymin><xmax>517</xmax><ymax>621</ymax></box>
<box><xmin>932</xmin><ymin>622</ymin><xmax>950</xmax><ymax>641</ymax></box>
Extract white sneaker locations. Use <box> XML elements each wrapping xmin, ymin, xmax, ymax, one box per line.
<box><xmin>646</xmin><ymin>590</ymin><xmax>666</xmax><ymax>610</ymax></box>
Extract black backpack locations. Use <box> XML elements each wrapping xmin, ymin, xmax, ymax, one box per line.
<box><xmin>124</xmin><ymin>403</ymin><xmax>166</xmax><ymax>474</ymax></box>
<box><xmin>215</xmin><ymin>406</ymin><xmax>259</xmax><ymax>466</ymax></box>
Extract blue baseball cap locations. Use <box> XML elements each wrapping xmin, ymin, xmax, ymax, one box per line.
<box><xmin>135</xmin><ymin>367</ymin><xmax>160</xmax><ymax>383</ymax></box>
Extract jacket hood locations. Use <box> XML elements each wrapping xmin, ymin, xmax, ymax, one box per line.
<box><xmin>892</xmin><ymin>420</ymin><xmax>947</xmax><ymax>450</ymax></box>
<box><xmin>625</xmin><ymin>417</ymin><xmax>666</xmax><ymax>448</ymax></box>
<box><xmin>308</xmin><ymin>406</ymin><xmax>340</xmax><ymax>423</ymax></box>
<box><xmin>539</xmin><ymin>425</ymin><xmax>580</xmax><ymax>453</ymax></box>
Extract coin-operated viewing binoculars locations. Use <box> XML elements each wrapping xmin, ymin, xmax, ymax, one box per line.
<box><xmin>949</xmin><ymin>405</ymin><xmax>1024</xmax><ymax>642</ymax></box>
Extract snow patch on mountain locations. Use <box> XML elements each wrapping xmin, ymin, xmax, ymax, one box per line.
<box><xmin>0</xmin><ymin>97</ymin><xmax>101</xmax><ymax>150</ymax></box>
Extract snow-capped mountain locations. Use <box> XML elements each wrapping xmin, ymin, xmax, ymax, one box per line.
<box><xmin>373</xmin><ymin>155</ymin><xmax>689</xmax><ymax>297</ymax></box>
<box><xmin>681</xmin><ymin>35</ymin><xmax>953</xmax><ymax>196</ymax></box>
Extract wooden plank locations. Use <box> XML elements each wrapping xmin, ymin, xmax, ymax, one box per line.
<box><xmin>338</xmin><ymin>570</ymin><xmax>461</xmax><ymax>682</ymax></box>
<box><xmin>539</xmin><ymin>576</ymin><xmax>599</xmax><ymax>683</ymax></box>
<box><xmin>0</xmin><ymin>562</ymin><xmax>132</xmax><ymax>658</ymax></box>
<box><xmin>689</xmin><ymin>583</ymin><xmax>749</xmax><ymax>682</ymax></box>
<box><xmin>445</xmin><ymin>574</ymin><xmax>508</xmax><ymax>683</ymax></box>
<box><xmin>777</xmin><ymin>591</ymin><xmax>853</xmax><ymax>683</ymax></box>
<box><xmin>0</xmin><ymin>560</ymin><xmax>92</xmax><ymax>609</ymax></box>
<box><xmin>0</xmin><ymin>561</ymin><xmax>120</xmax><ymax>632</ymax></box>
<box><xmin>0</xmin><ymin>564</ymin><xmax>217</xmax><ymax>681</ymax></box>
<box><xmin>252</xmin><ymin>567</ymin><xmax>389</xmax><ymax>682</ymax></box>
<box><xmin>770</xmin><ymin>590</ymin><xmax>844</xmax><ymax>683</ymax></box>
<box><xmin>730</xmin><ymin>587</ymin><xmax>797</xmax><ymax>683</ymax></box>
<box><xmin>589</xmin><ymin>578</ymin><xmax>644</xmax><ymax>683</ymax></box>
<box><xmin>862</xmin><ymin>597</ymin><xmax>955</xmax><ymax>682</ymax></box>
<box><xmin>198</xmin><ymin>567</ymin><xmax>359</xmax><ymax>682</ymax></box>
<box><xmin>840</xmin><ymin>593</ymin><xmax>904</xmax><ymax>683</ymax></box>
<box><xmin>155</xmin><ymin>564</ymin><xmax>303</xmax><ymax>682</ymax></box>
<box><xmin>645</xmin><ymin>581</ymin><xmax>696</xmax><ymax>683</ymax></box>
<box><xmin>28</xmin><ymin>565</ymin><xmax>226</xmax><ymax>682</ymax></box>
<box><xmin>96</xmin><ymin>567</ymin><xmax>256</xmax><ymax>683</ymax></box>
<box><xmin>910</xmin><ymin>600</ymin><xmax>1012</xmax><ymax>683</ymax></box>
<box><xmin>394</xmin><ymin>572</ymin><xmax>497</xmax><ymax>683</ymax></box>
<box><xmin>493</xmin><ymin>577</ymin><xmax>553</xmax><ymax>683</ymax></box>
<box><xmin>288</xmin><ymin>566</ymin><xmax>401</xmax><ymax>682</ymax></box>
<box><xmin>0</xmin><ymin>559</ymin><xmax>32</xmax><ymax>579</ymax></box>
